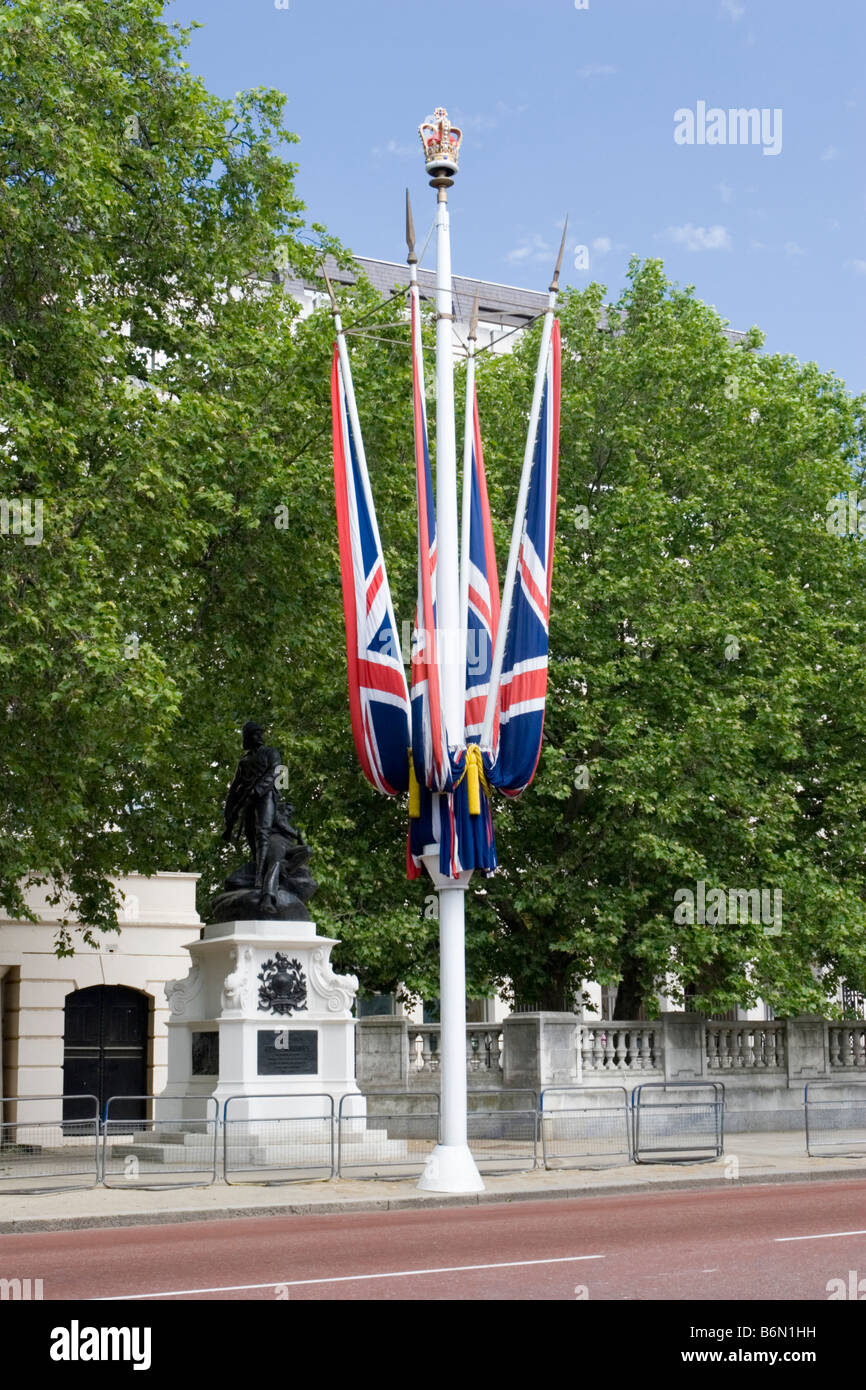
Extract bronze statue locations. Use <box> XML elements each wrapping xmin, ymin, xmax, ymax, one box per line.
<box><xmin>210</xmin><ymin>721</ymin><xmax>317</xmax><ymax>923</ymax></box>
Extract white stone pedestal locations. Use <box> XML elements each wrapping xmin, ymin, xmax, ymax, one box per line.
<box><xmin>159</xmin><ymin>918</ymin><xmax>364</xmax><ymax>1124</ymax></box>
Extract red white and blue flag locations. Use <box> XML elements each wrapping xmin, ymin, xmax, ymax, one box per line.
<box><xmin>488</xmin><ymin>318</ymin><xmax>561</xmax><ymax>795</ymax></box>
<box><xmin>331</xmin><ymin>273</ymin><xmax>560</xmax><ymax>881</ymax></box>
<box><xmin>443</xmin><ymin>384</ymin><xmax>500</xmax><ymax>875</ymax></box>
<box><xmin>409</xmin><ymin>284</ymin><xmax>452</xmax><ymax>796</ymax></box>
<box><xmin>331</xmin><ymin>344</ymin><xmax>411</xmax><ymax>796</ymax></box>
<box><xmin>464</xmin><ymin>388</ymin><xmax>500</xmax><ymax>746</ymax></box>
<box><xmin>409</xmin><ymin>380</ymin><xmax>501</xmax><ymax>879</ymax></box>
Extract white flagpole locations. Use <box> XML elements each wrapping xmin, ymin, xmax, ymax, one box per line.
<box><xmin>415</xmin><ymin>110</ymin><xmax>483</xmax><ymax>1196</ymax></box>
<box><xmin>479</xmin><ymin>223</ymin><xmax>567</xmax><ymax>753</ymax></box>
<box><xmin>459</xmin><ymin>290</ymin><xmax>480</xmax><ymax>718</ymax></box>
<box><xmin>405</xmin><ymin>190</ymin><xmax>426</xmax><ymax>665</ymax></box>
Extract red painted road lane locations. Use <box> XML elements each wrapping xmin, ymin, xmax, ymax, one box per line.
<box><xmin>1</xmin><ymin>1179</ymin><xmax>865</xmax><ymax>1300</ymax></box>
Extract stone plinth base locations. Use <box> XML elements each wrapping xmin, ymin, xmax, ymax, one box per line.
<box><xmin>160</xmin><ymin>918</ymin><xmax>364</xmax><ymax>1122</ymax></box>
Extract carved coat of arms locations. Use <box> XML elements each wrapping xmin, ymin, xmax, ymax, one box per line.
<box><xmin>257</xmin><ymin>953</ymin><xmax>307</xmax><ymax>1016</ymax></box>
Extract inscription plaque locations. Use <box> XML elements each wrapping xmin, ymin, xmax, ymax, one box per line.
<box><xmin>257</xmin><ymin>1029</ymin><xmax>318</xmax><ymax>1076</ymax></box>
<box><xmin>192</xmin><ymin>1031</ymin><xmax>219</xmax><ymax>1075</ymax></box>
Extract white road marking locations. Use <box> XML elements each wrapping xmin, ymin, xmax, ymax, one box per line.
<box><xmin>96</xmin><ymin>1253</ymin><xmax>606</xmax><ymax>1300</ymax></box>
<box><xmin>775</xmin><ymin>1229</ymin><xmax>866</xmax><ymax>1243</ymax></box>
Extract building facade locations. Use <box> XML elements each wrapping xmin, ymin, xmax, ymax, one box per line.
<box><xmin>0</xmin><ymin>874</ymin><xmax>199</xmax><ymax>1119</ymax></box>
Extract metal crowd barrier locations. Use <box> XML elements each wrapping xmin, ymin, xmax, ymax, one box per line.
<box><xmin>540</xmin><ymin>1086</ymin><xmax>631</xmax><ymax>1169</ymax></box>
<box><xmin>2</xmin><ymin>1081</ymin><xmax>742</xmax><ymax>1192</ymax></box>
<box><xmin>467</xmin><ymin>1089</ymin><xmax>538</xmax><ymax>1172</ymax></box>
<box><xmin>0</xmin><ymin>1095</ymin><xmax>100</xmax><ymax>1193</ymax></box>
<box><xmin>337</xmin><ymin>1092</ymin><xmax>440</xmax><ymax>1178</ymax></box>
<box><xmin>804</xmin><ymin>1080</ymin><xmax>866</xmax><ymax>1158</ymax></box>
<box><xmin>102</xmin><ymin>1095</ymin><xmax>218</xmax><ymax>1188</ymax></box>
<box><xmin>223</xmin><ymin>1094</ymin><xmax>335</xmax><ymax>1183</ymax></box>
<box><xmin>631</xmin><ymin>1081</ymin><xmax>725</xmax><ymax>1164</ymax></box>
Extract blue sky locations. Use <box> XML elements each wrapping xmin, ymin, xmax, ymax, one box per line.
<box><xmin>165</xmin><ymin>0</ymin><xmax>865</xmax><ymax>393</ymax></box>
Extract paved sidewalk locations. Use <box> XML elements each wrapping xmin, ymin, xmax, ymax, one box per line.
<box><xmin>1</xmin><ymin>1131</ymin><xmax>864</xmax><ymax>1235</ymax></box>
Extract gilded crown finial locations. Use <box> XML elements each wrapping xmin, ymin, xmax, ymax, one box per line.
<box><xmin>419</xmin><ymin>107</ymin><xmax>462</xmax><ymax>184</ymax></box>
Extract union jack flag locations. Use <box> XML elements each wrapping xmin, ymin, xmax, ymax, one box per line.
<box><xmin>409</xmin><ymin>283</ymin><xmax>452</xmax><ymax>795</ymax></box>
<box><xmin>488</xmin><ymin>318</ymin><xmax>561</xmax><ymax>795</ymax></box>
<box><xmin>331</xmin><ymin>344</ymin><xmax>411</xmax><ymax>795</ymax></box>
<box><xmin>332</xmin><ymin>274</ymin><xmax>560</xmax><ymax>881</ymax></box>
<box><xmin>464</xmin><ymin>386</ymin><xmax>500</xmax><ymax>746</ymax></box>
<box><xmin>409</xmin><ymin>380</ymin><xmax>500</xmax><ymax>879</ymax></box>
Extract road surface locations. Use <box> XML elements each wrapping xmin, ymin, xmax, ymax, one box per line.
<box><xmin>2</xmin><ymin>1177</ymin><xmax>865</xmax><ymax>1302</ymax></box>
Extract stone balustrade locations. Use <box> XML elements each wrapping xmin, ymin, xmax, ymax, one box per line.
<box><xmin>829</xmin><ymin>1024</ymin><xmax>866</xmax><ymax>1068</ymax></box>
<box><xmin>410</xmin><ymin>1023</ymin><xmax>503</xmax><ymax>1075</ymax></box>
<box><xmin>580</xmin><ymin>1022</ymin><xmax>661</xmax><ymax>1074</ymax></box>
<box><xmin>706</xmin><ymin>1022</ymin><xmax>787</xmax><ymax>1070</ymax></box>
<box><xmin>355</xmin><ymin>1012</ymin><xmax>866</xmax><ymax>1131</ymax></box>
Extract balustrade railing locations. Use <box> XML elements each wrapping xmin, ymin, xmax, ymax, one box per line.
<box><xmin>705</xmin><ymin>1022</ymin><xmax>786</xmax><ymax>1070</ymax></box>
<box><xmin>411</xmin><ymin>1024</ymin><xmax>503</xmax><ymax>1074</ymax></box>
<box><xmin>829</xmin><ymin>1025</ymin><xmax>866</xmax><ymax>1069</ymax></box>
<box><xmin>395</xmin><ymin>1017</ymin><xmax>866</xmax><ymax>1086</ymax></box>
<box><xmin>580</xmin><ymin>1022</ymin><xmax>660</xmax><ymax>1074</ymax></box>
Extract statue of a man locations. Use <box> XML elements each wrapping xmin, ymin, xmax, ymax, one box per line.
<box><xmin>222</xmin><ymin>721</ymin><xmax>304</xmax><ymax>914</ymax></box>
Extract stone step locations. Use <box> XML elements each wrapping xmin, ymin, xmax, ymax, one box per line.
<box><xmin>107</xmin><ymin>1143</ymin><xmax>222</xmax><ymax>1166</ymax></box>
<box><xmin>107</xmin><ymin>1128</ymin><xmax>411</xmax><ymax>1166</ymax></box>
<box><xmin>120</xmin><ymin>1129</ymin><xmax>218</xmax><ymax>1147</ymax></box>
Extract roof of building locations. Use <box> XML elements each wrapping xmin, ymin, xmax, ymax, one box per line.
<box><xmin>283</xmin><ymin>254</ymin><xmax>747</xmax><ymax>345</ymax></box>
<box><xmin>348</xmin><ymin>256</ymin><xmax>549</xmax><ymax>331</ymax></box>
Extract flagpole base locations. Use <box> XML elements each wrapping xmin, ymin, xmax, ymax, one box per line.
<box><xmin>417</xmin><ymin>1143</ymin><xmax>485</xmax><ymax>1194</ymax></box>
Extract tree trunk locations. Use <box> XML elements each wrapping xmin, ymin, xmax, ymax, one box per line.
<box><xmin>537</xmin><ymin>980</ymin><xmax>571</xmax><ymax>1011</ymax></box>
<box><xmin>613</xmin><ymin>959</ymin><xmax>644</xmax><ymax>1020</ymax></box>
<box><xmin>530</xmin><ymin>961</ymin><xmax>573</xmax><ymax>1012</ymax></box>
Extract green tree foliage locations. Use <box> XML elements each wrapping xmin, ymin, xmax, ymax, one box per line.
<box><xmin>472</xmin><ymin>261</ymin><xmax>866</xmax><ymax>1018</ymax></box>
<box><xmin>0</xmin><ymin>0</ymin><xmax>438</xmax><ymax>982</ymax></box>
<box><xmin>3</xmin><ymin>4</ymin><xmax>865</xmax><ymax>1020</ymax></box>
<box><xmin>0</xmin><ymin>0</ymin><xmax>344</xmax><ymax>943</ymax></box>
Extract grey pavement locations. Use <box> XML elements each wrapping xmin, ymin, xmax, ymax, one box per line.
<box><xmin>1</xmin><ymin>1131</ymin><xmax>865</xmax><ymax>1235</ymax></box>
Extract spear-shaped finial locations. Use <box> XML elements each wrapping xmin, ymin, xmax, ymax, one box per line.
<box><xmin>468</xmin><ymin>288</ymin><xmax>480</xmax><ymax>343</ymax></box>
<box><xmin>405</xmin><ymin>188</ymin><xmax>418</xmax><ymax>265</ymax></box>
<box><xmin>549</xmin><ymin>218</ymin><xmax>568</xmax><ymax>294</ymax></box>
<box><xmin>320</xmin><ymin>260</ymin><xmax>338</xmax><ymax>314</ymax></box>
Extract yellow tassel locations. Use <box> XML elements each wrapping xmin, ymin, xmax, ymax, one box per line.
<box><xmin>408</xmin><ymin>755</ymin><xmax>420</xmax><ymax>818</ymax></box>
<box><xmin>467</xmin><ymin>744</ymin><xmax>482</xmax><ymax>816</ymax></box>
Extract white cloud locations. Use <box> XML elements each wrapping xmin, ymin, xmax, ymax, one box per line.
<box><xmin>506</xmin><ymin>234</ymin><xmax>553</xmax><ymax>265</ymax></box>
<box><xmin>455</xmin><ymin>102</ymin><xmax>529</xmax><ymax>133</ymax></box>
<box><xmin>665</xmin><ymin>223</ymin><xmax>732</xmax><ymax>252</ymax></box>
<box><xmin>576</xmin><ymin>63</ymin><xmax>617</xmax><ymax>78</ymax></box>
<box><xmin>371</xmin><ymin>138</ymin><xmax>416</xmax><ymax>159</ymax></box>
<box><xmin>458</xmin><ymin>113</ymin><xmax>496</xmax><ymax>132</ymax></box>
<box><xmin>750</xmin><ymin>238</ymin><xmax>809</xmax><ymax>257</ymax></box>
<box><xmin>592</xmin><ymin>236</ymin><xmax>613</xmax><ymax>254</ymax></box>
<box><xmin>820</xmin><ymin>145</ymin><xmax>841</xmax><ymax>161</ymax></box>
<box><xmin>721</xmin><ymin>0</ymin><xmax>745</xmax><ymax>19</ymax></box>
<box><xmin>848</xmin><ymin>259</ymin><xmax>866</xmax><ymax>275</ymax></box>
